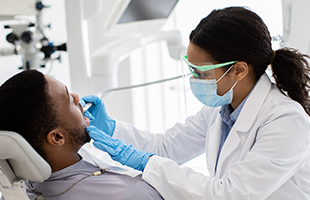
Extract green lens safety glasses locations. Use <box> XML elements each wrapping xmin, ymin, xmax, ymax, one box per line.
<box><xmin>182</xmin><ymin>54</ymin><xmax>238</xmax><ymax>78</ymax></box>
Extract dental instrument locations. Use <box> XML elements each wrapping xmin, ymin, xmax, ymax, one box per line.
<box><xmin>83</xmin><ymin>73</ymin><xmax>191</xmax><ymax>113</ymax></box>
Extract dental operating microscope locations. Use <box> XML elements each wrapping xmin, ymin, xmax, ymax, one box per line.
<box><xmin>0</xmin><ymin>0</ymin><xmax>67</xmax><ymax>70</ymax></box>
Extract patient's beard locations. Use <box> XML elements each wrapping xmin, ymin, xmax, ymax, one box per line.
<box><xmin>67</xmin><ymin>127</ymin><xmax>91</xmax><ymax>148</ymax></box>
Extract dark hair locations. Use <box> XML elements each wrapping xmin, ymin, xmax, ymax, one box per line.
<box><xmin>0</xmin><ymin>70</ymin><xmax>59</xmax><ymax>159</ymax></box>
<box><xmin>190</xmin><ymin>6</ymin><xmax>310</xmax><ymax>116</ymax></box>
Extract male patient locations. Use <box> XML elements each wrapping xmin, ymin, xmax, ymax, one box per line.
<box><xmin>0</xmin><ymin>70</ymin><xmax>163</xmax><ymax>200</ymax></box>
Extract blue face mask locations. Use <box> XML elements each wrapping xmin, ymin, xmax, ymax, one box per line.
<box><xmin>190</xmin><ymin>65</ymin><xmax>238</xmax><ymax>107</ymax></box>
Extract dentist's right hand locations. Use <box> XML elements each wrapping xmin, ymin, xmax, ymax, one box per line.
<box><xmin>80</xmin><ymin>95</ymin><xmax>115</xmax><ymax>137</ymax></box>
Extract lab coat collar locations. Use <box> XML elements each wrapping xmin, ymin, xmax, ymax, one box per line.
<box><xmin>234</xmin><ymin>73</ymin><xmax>271</xmax><ymax>132</ymax></box>
<box><xmin>214</xmin><ymin>73</ymin><xmax>272</xmax><ymax>176</ymax></box>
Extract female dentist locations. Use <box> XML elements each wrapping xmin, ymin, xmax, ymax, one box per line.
<box><xmin>81</xmin><ymin>7</ymin><xmax>310</xmax><ymax>200</ymax></box>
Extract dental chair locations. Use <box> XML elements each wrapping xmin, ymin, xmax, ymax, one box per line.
<box><xmin>0</xmin><ymin>131</ymin><xmax>51</xmax><ymax>200</ymax></box>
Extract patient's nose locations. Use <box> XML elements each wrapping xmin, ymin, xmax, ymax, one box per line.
<box><xmin>71</xmin><ymin>93</ymin><xmax>80</xmax><ymax>105</ymax></box>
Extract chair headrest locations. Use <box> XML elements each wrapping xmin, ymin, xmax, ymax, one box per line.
<box><xmin>0</xmin><ymin>131</ymin><xmax>51</xmax><ymax>182</ymax></box>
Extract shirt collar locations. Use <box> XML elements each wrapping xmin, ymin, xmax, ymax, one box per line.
<box><xmin>231</xmin><ymin>98</ymin><xmax>246</xmax><ymax>122</ymax></box>
<box><xmin>49</xmin><ymin>157</ymin><xmax>84</xmax><ymax>179</ymax></box>
<box><xmin>220</xmin><ymin>90</ymin><xmax>252</xmax><ymax>126</ymax></box>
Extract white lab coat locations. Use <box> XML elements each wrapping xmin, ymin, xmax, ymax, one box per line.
<box><xmin>113</xmin><ymin>74</ymin><xmax>310</xmax><ymax>200</ymax></box>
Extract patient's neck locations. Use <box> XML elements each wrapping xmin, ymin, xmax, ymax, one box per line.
<box><xmin>46</xmin><ymin>149</ymin><xmax>81</xmax><ymax>172</ymax></box>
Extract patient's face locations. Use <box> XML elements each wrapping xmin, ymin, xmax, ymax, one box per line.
<box><xmin>45</xmin><ymin>75</ymin><xmax>91</xmax><ymax>148</ymax></box>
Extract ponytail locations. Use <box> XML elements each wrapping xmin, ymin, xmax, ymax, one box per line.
<box><xmin>271</xmin><ymin>48</ymin><xmax>310</xmax><ymax>116</ymax></box>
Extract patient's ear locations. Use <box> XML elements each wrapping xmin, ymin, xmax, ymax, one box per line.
<box><xmin>46</xmin><ymin>128</ymin><xmax>65</xmax><ymax>146</ymax></box>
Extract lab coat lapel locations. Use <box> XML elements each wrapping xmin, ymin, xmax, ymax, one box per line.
<box><xmin>207</xmin><ymin>115</ymin><xmax>222</xmax><ymax>177</ymax></box>
<box><xmin>215</xmin><ymin>127</ymin><xmax>240</xmax><ymax>176</ymax></box>
<box><xmin>216</xmin><ymin>74</ymin><xmax>272</xmax><ymax>175</ymax></box>
<box><xmin>233</xmin><ymin>73</ymin><xmax>271</xmax><ymax>132</ymax></box>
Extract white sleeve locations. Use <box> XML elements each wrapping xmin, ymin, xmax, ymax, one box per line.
<box><xmin>141</xmin><ymin>110</ymin><xmax>310</xmax><ymax>200</ymax></box>
<box><xmin>113</xmin><ymin>106</ymin><xmax>218</xmax><ymax>165</ymax></box>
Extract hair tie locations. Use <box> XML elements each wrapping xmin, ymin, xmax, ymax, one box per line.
<box><xmin>270</xmin><ymin>50</ymin><xmax>276</xmax><ymax>64</ymax></box>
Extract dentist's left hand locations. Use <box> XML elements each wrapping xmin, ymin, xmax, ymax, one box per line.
<box><xmin>87</xmin><ymin>125</ymin><xmax>155</xmax><ymax>171</ymax></box>
<box><xmin>80</xmin><ymin>95</ymin><xmax>115</xmax><ymax>137</ymax></box>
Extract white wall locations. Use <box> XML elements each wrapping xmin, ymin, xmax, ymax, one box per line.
<box><xmin>282</xmin><ymin>0</ymin><xmax>310</xmax><ymax>54</ymax></box>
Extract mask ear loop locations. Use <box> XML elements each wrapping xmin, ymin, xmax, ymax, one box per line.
<box><xmin>215</xmin><ymin>64</ymin><xmax>238</xmax><ymax>98</ymax></box>
<box><xmin>181</xmin><ymin>53</ymin><xmax>189</xmax><ymax>116</ymax></box>
<box><xmin>215</xmin><ymin>64</ymin><xmax>235</xmax><ymax>83</ymax></box>
<box><xmin>231</xmin><ymin>80</ymin><xmax>238</xmax><ymax>90</ymax></box>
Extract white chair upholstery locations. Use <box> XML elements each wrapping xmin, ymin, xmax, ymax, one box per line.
<box><xmin>0</xmin><ymin>131</ymin><xmax>51</xmax><ymax>200</ymax></box>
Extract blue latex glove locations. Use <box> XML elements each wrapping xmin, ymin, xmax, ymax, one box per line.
<box><xmin>87</xmin><ymin>125</ymin><xmax>154</xmax><ymax>171</ymax></box>
<box><xmin>80</xmin><ymin>95</ymin><xmax>115</xmax><ymax>137</ymax></box>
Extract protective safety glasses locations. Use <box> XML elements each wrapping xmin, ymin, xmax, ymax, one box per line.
<box><xmin>181</xmin><ymin>52</ymin><xmax>238</xmax><ymax>79</ymax></box>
